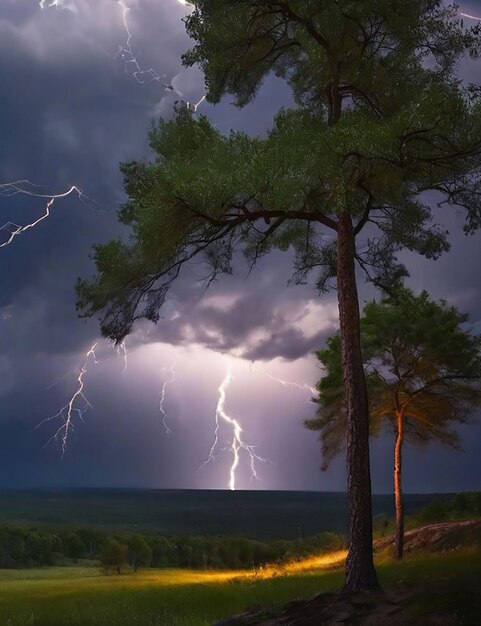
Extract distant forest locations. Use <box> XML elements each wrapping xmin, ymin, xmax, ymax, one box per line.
<box><xmin>0</xmin><ymin>492</ymin><xmax>478</xmax><ymax>571</ymax></box>
<box><xmin>0</xmin><ymin>489</ymin><xmax>453</xmax><ymax>539</ymax></box>
<box><xmin>0</xmin><ymin>524</ymin><xmax>344</xmax><ymax>571</ymax></box>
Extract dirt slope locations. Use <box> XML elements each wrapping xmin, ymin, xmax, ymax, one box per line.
<box><xmin>215</xmin><ymin>519</ymin><xmax>481</xmax><ymax>626</ymax></box>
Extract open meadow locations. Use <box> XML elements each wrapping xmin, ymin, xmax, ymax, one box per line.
<box><xmin>0</xmin><ymin>547</ymin><xmax>479</xmax><ymax>626</ymax></box>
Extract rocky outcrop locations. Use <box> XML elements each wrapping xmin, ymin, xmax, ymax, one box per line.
<box><xmin>374</xmin><ymin>519</ymin><xmax>481</xmax><ymax>553</ymax></box>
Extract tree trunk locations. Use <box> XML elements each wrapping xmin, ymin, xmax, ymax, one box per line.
<box><xmin>337</xmin><ymin>212</ymin><xmax>379</xmax><ymax>592</ymax></box>
<box><xmin>394</xmin><ymin>411</ymin><xmax>404</xmax><ymax>559</ymax></box>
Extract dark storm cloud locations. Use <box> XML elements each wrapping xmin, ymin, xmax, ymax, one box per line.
<box><xmin>0</xmin><ymin>350</ymin><xmax>203</xmax><ymax>489</ymax></box>
<box><xmin>0</xmin><ymin>0</ymin><xmax>326</xmax><ymax>491</ymax></box>
<box><xmin>0</xmin><ymin>0</ymin><xmax>298</xmax><ymax>361</ymax></box>
<box><xmin>0</xmin><ymin>0</ymin><xmax>200</xmax><ymax>357</ymax></box>
<box><xmin>243</xmin><ymin>327</ymin><xmax>331</xmax><ymax>362</ymax></box>
<box><xmin>0</xmin><ymin>0</ymin><xmax>479</xmax><ymax>364</ymax></box>
<box><xmin>128</xmin><ymin>250</ymin><xmax>339</xmax><ymax>361</ymax></box>
<box><xmin>0</xmin><ymin>0</ymin><xmax>479</xmax><ymax>492</ymax></box>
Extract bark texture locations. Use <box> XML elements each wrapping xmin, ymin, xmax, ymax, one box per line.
<box><xmin>337</xmin><ymin>212</ymin><xmax>379</xmax><ymax>592</ymax></box>
<box><xmin>394</xmin><ymin>411</ymin><xmax>405</xmax><ymax>559</ymax></box>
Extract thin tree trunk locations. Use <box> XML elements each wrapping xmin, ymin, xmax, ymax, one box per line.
<box><xmin>394</xmin><ymin>411</ymin><xmax>404</xmax><ymax>559</ymax></box>
<box><xmin>337</xmin><ymin>212</ymin><xmax>379</xmax><ymax>592</ymax></box>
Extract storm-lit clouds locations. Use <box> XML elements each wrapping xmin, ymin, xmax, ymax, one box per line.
<box><xmin>0</xmin><ymin>0</ymin><xmax>480</xmax><ymax>492</ymax></box>
<box><xmin>0</xmin><ymin>0</ymin><xmax>323</xmax><ymax>492</ymax></box>
<box><xmin>130</xmin><ymin>251</ymin><xmax>340</xmax><ymax>361</ymax></box>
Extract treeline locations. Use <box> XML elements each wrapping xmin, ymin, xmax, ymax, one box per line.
<box><xmin>0</xmin><ymin>525</ymin><xmax>343</xmax><ymax>571</ymax></box>
<box><xmin>374</xmin><ymin>491</ymin><xmax>481</xmax><ymax>536</ymax></box>
<box><xmin>2</xmin><ymin>492</ymin><xmax>478</xmax><ymax>570</ymax></box>
<box><xmin>415</xmin><ymin>491</ymin><xmax>481</xmax><ymax>524</ymax></box>
<box><xmin>0</xmin><ymin>526</ymin><xmax>103</xmax><ymax>568</ymax></box>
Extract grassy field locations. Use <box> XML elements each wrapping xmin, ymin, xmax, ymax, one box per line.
<box><xmin>0</xmin><ymin>563</ymin><xmax>342</xmax><ymax>626</ymax></box>
<box><xmin>0</xmin><ymin>549</ymin><xmax>479</xmax><ymax>626</ymax></box>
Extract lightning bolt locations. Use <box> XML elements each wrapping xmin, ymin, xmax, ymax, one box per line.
<box><xmin>265</xmin><ymin>373</ymin><xmax>317</xmax><ymax>397</ymax></box>
<box><xmin>186</xmin><ymin>95</ymin><xmax>206</xmax><ymax>113</ymax></box>
<box><xmin>45</xmin><ymin>369</ymin><xmax>74</xmax><ymax>391</ymax></box>
<box><xmin>159</xmin><ymin>361</ymin><xmax>177</xmax><ymax>435</ymax></box>
<box><xmin>202</xmin><ymin>368</ymin><xmax>269</xmax><ymax>491</ymax></box>
<box><xmin>36</xmin><ymin>342</ymin><xmax>98</xmax><ymax>457</ymax></box>
<box><xmin>251</xmin><ymin>361</ymin><xmax>316</xmax><ymax>397</ymax></box>
<box><xmin>0</xmin><ymin>180</ymin><xmax>108</xmax><ymax>248</ymax></box>
<box><xmin>0</xmin><ymin>179</ymin><xmax>112</xmax><ymax>453</ymax></box>
<box><xmin>460</xmin><ymin>12</ymin><xmax>481</xmax><ymax>20</ymax></box>
<box><xmin>38</xmin><ymin>0</ymin><xmax>205</xmax><ymax>112</ymax></box>
<box><xmin>115</xmin><ymin>0</ymin><xmax>179</xmax><ymax>93</ymax></box>
<box><xmin>117</xmin><ymin>340</ymin><xmax>128</xmax><ymax>374</ymax></box>
<box><xmin>115</xmin><ymin>1</ymin><xmax>206</xmax><ymax>113</ymax></box>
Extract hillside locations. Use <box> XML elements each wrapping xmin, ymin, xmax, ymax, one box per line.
<box><xmin>215</xmin><ymin>520</ymin><xmax>481</xmax><ymax>625</ymax></box>
<box><xmin>374</xmin><ymin>519</ymin><xmax>481</xmax><ymax>553</ymax></box>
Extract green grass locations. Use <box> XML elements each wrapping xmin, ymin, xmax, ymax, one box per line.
<box><xmin>383</xmin><ymin>549</ymin><xmax>481</xmax><ymax>625</ymax></box>
<box><xmin>0</xmin><ymin>566</ymin><xmax>99</xmax><ymax>582</ymax></box>
<box><xmin>376</xmin><ymin>545</ymin><xmax>481</xmax><ymax>583</ymax></box>
<box><xmin>0</xmin><ymin>566</ymin><xmax>342</xmax><ymax>626</ymax></box>
<box><xmin>0</xmin><ymin>550</ymin><xmax>479</xmax><ymax>626</ymax></box>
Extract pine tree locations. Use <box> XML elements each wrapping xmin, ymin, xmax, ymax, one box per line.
<box><xmin>307</xmin><ymin>288</ymin><xmax>481</xmax><ymax>558</ymax></box>
<box><xmin>78</xmin><ymin>3</ymin><xmax>481</xmax><ymax>590</ymax></box>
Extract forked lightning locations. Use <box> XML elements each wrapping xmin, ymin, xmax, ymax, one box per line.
<box><xmin>36</xmin><ymin>343</ymin><xmax>98</xmax><ymax>456</ymax></box>
<box><xmin>0</xmin><ymin>180</ymin><xmax>105</xmax><ymax>248</ymax></box>
<box><xmin>115</xmin><ymin>0</ymin><xmax>179</xmax><ymax>92</ymax></box>
<box><xmin>202</xmin><ymin>369</ymin><xmax>269</xmax><ymax>491</ymax></box>
<box><xmin>266</xmin><ymin>373</ymin><xmax>316</xmax><ymax>397</ymax></box>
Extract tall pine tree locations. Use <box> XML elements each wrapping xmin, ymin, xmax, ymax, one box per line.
<box><xmin>307</xmin><ymin>288</ymin><xmax>481</xmax><ymax>558</ymax></box>
<box><xmin>78</xmin><ymin>2</ymin><xmax>481</xmax><ymax>590</ymax></box>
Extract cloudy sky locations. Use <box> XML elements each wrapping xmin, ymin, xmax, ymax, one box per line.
<box><xmin>0</xmin><ymin>0</ymin><xmax>480</xmax><ymax>494</ymax></box>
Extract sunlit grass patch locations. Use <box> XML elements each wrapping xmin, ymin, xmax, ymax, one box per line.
<box><xmin>0</xmin><ymin>559</ymin><xmax>345</xmax><ymax>626</ymax></box>
<box><xmin>0</xmin><ymin>548</ymin><xmax>478</xmax><ymax>625</ymax></box>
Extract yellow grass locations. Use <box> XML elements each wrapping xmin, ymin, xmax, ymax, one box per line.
<box><xmin>0</xmin><ymin>556</ymin><xmax>347</xmax><ymax>626</ymax></box>
<box><xmin>0</xmin><ymin>549</ymin><xmax>479</xmax><ymax>626</ymax></box>
<box><xmin>0</xmin><ymin>549</ymin><xmax>347</xmax><ymax>593</ymax></box>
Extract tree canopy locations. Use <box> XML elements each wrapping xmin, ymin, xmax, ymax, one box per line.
<box><xmin>77</xmin><ymin>89</ymin><xmax>481</xmax><ymax>340</ymax></box>
<box><xmin>308</xmin><ymin>288</ymin><xmax>481</xmax><ymax>466</ymax></box>
<box><xmin>77</xmin><ymin>0</ymin><xmax>481</xmax><ymax>592</ymax></box>
<box><xmin>77</xmin><ymin>4</ymin><xmax>481</xmax><ymax>343</ymax></box>
<box><xmin>307</xmin><ymin>287</ymin><xmax>481</xmax><ymax>556</ymax></box>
